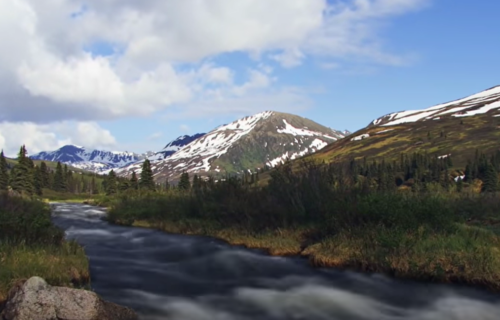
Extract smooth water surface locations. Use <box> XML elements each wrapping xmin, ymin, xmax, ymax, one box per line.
<box><xmin>51</xmin><ymin>203</ymin><xmax>500</xmax><ymax>320</ymax></box>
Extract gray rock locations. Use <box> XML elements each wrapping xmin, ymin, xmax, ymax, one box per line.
<box><xmin>1</xmin><ymin>277</ymin><xmax>138</xmax><ymax>320</ymax></box>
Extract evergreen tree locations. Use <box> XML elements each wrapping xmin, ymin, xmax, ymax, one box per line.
<box><xmin>10</xmin><ymin>145</ymin><xmax>34</xmax><ymax>195</ymax></box>
<box><xmin>482</xmin><ymin>163</ymin><xmax>498</xmax><ymax>192</ymax></box>
<box><xmin>33</xmin><ymin>165</ymin><xmax>43</xmax><ymax>196</ymax></box>
<box><xmin>139</xmin><ymin>159</ymin><xmax>155</xmax><ymax>191</ymax></box>
<box><xmin>53</xmin><ymin>161</ymin><xmax>66</xmax><ymax>192</ymax></box>
<box><xmin>105</xmin><ymin>170</ymin><xmax>118</xmax><ymax>195</ymax></box>
<box><xmin>91</xmin><ymin>176</ymin><xmax>98</xmax><ymax>194</ymax></box>
<box><xmin>456</xmin><ymin>178</ymin><xmax>464</xmax><ymax>192</ymax></box>
<box><xmin>130</xmin><ymin>171</ymin><xmax>139</xmax><ymax>190</ymax></box>
<box><xmin>192</xmin><ymin>174</ymin><xmax>202</xmax><ymax>191</ymax></box>
<box><xmin>39</xmin><ymin>161</ymin><xmax>50</xmax><ymax>188</ymax></box>
<box><xmin>0</xmin><ymin>150</ymin><xmax>8</xmax><ymax>191</ymax></box>
<box><xmin>119</xmin><ymin>178</ymin><xmax>130</xmax><ymax>192</ymax></box>
<box><xmin>178</xmin><ymin>172</ymin><xmax>191</xmax><ymax>190</ymax></box>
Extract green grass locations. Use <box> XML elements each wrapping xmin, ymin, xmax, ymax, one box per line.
<box><xmin>0</xmin><ymin>241</ymin><xmax>90</xmax><ymax>303</ymax></box>
<box><xmin>106</xmin><ymin>186</ymin><xmax>500</xmax><ymax>292</ymax></box>
<box><xmin>0</xmin><ymin>193</ymin><xmax>90</xmax><ymax>306</ymax></box>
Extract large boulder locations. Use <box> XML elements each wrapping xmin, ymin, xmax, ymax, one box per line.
<box><xmin>1</xmin><ymin>277</ymin><xmax>138</xmax><ymax>320</ymax></box>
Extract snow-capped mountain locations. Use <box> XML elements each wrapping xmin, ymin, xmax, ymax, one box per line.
<box><xmin>116</xmin><ymin>111</ymin><xmax>347</xmax><ymax>181</ymax></box>
<box><xmin>148</xmin><ymin>133</ymin><xmax>206</xmax><ymax>161</ymax></box>
<box><xmin>370</xmin><ymin>85</ymin><xmax>500</xmax><ymax>127</ymax></box>
<box><xmin>29</xmin><ymin>145</ymin><xmax>142</xmax><ymax>173</ymax></box>
<box><xmin>310</xmin><ymin>84</ymin><xmax>500</xmax><ymax>168</ymax></box>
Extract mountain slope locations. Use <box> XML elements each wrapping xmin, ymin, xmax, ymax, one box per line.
<box><xmin>30</xmin><ymin>145</ymin><xmax>142</xmax><ymax>173</ymax></box>
<box><xmin>116</xmin><ymin>111</ymin><xmax>347</xmax><ymax>181</ymax></box>
<box><xmin>148</xmin><ymin>133</ymin><xmax>206</xmax><ymax>161</ymax></box>
<box><xmin>307</xmin><ymin>85</ymin><xmax>500</xmax><ymax>167</ymax></box>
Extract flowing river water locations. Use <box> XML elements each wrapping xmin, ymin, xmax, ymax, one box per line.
<box><xmin>50</xmin><ymin>202</ymin><xmax>500</xmax><ymax>320</ymax></box>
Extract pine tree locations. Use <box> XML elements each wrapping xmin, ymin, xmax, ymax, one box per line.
<box><xmin>91</xmin><ymin>176</ymin><xmax>98</xmax><ymax>194</ymax></box>
<box><xmin>482</xmin><ymin>163</ymin><xmax>498</xmax><ymax>192</ymax></box>
<box><xmin>33</xmin><ymin>165</ymin><xmax>43</xmax><ymax>196</ymax></box>
<box><xmin>105</xmin><ymin>170</ymin><xmax>118</xmax><ymax>195</ymax></box>
<box><xmin>130</xmin><ymin>171</ymin><xmax>139</xmax><ymax>190</ymax></box>
<box><xmin>0</xmin><ymin>150</ymin><xmax>8</xmax><ymax>191</ymax></box>
<box><xmin>39</xmin><ymin>161</ymin><xmax>50</xmax><ymax>188</ymax></box>
<box><xmin>119</xmin><ymin>178</ymin><xmax>130</xmax><ymax>192</ymax></box>
<box><xmin>53</xmin><ymin>161</ymin><xmax>66</xmax><ymax>192</ymax></box>
<box><xmin>192</xmin><ymin>174</ymin><xmax>201</xmax><ymax>191</ymax></box>
<box><xmin>139</xmin><ymin>159</ymin><xmax>155</xmax><ymax>191</ymax></box>
<box><xmin>456</xmin><ymin>178</ymin><xmax>464</xmax><ymax>192</ymax></box>
<box><xmin>178</xmin><ymin>171</ymin><xmax>191</xmax><ymax>190</ymax></box>
<box><xmin>10</xmin><ymin>145</ymin><xmax>34</xmax><ymax>195</ymax></box>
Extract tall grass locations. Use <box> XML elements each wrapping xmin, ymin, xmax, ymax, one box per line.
<box><xmin>0</xmin><ymin>193</ymin><xmax>90</xmax><ymax>306</ymax></box>
<box><xmin>106</xmin><ymin>161</ymin><xmax>500</xmax><ymax>290</ymax></box>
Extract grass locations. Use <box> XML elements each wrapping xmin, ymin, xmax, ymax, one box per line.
<box><xmin>0</xmin><ymin>241</ymin><xmax>90</xmax><ymax>303</ymax></box>
<box><xmin>105</xmin><ymin>160</ymin><xmax>500</xmax><ymax>293</ymax></box>
<box><xmin>0</xmin><ymin>193</ymin><xmax>90</xmax><ymax>308</ymax></box>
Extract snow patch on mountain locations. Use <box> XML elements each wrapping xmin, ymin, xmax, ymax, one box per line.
<box><xmin>277</xmin><ymin>119</ymin><xmax>338</xmax><ymax>140</ymax></box>
<box><xmin>351</xmin><ymin>133</ymin><xmax>370</xmax><ymax>141</ymax></box>
<box><xmin>154</xmin><ymin>111</ymin><xmax>274</xmax><ymax>173</ymax></box>
<box><xmin>30</xmin><ymin>145</ymin><xmax>141</xmax><ymax>173</ymax></box>
<box><xmin>371</xmin><ymin>85</ymin><xmax>500</xmax><ymax>127</ymax></box>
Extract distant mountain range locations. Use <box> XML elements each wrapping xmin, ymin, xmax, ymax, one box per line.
<box><xmin>115</xmin><ymin>111</ymin><xmax>349</xmax><ymax>181</ymax></box>
<box><xmin>29</xmin><ymin>145</ymin><xmax>144</xmax><ymax>173</ymax></box>
<box><xmin>29</xmin><ymin>111</ymin><xmax>349</xmax><ymax>179</ymax></box>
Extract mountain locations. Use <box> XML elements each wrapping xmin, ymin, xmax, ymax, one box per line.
<box><xmin>115</xmin><ymin>111</ymin><xmax>347</xmax><ymax>181</ymax></box>
<box><xmin>147</xmin><ymin>133</ymin><xmax>206</xmax><ymax>161</ymax></box>
<box><xmin>30</xmin><ymin>145</ymin><xmax>142</xmax><ymax>173</ymax></box>
<box><xmin>306</xmin><ymin>85</ymin><xmax>500</xmax><ymax>167</ymax></box>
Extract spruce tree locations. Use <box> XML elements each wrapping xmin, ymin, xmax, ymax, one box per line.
<box><xmin>53</xmin><ymin>161</ymin><xmax>66</xmax><ymax>192</ymax></box>
<box><xmin>33</xmin><ymin>165</ymin><xmax>43</xmax><ymax>196</ymax></box>
<box><xmin>0</xmin><ymin>150</ymin><xmax>8</xmax><ymax>191</ymax></box>
<box><xmin>10</xmin><ymin>145</ymin><xmax>34</xmax><ymax>195</ymax></box>
<box><xmin>178</xmin><ymin>171</ymin><xmax>191</xmax><ymax>190</ymax></box>
<box><xmin>105</xmin><ymin>170</ymin><xmax>118</xmax><ymax>195</ymax></box>
<box><xmin>119</xmin><ymin>178</ymin><xmax>131</xmax><ymax>192</ymax></box>
<box><xmin>482</xmin><ymin>163</ymin><xmax>498</xmax><ymax>192</ymax></box>
<box><xmin>130</xmin><ymin>171</ymin><xmax>139</xmax><ymax>190</ymax></box>
<box><xmin>139</xmin><ymin>159</ymin><xmax>155</xmax><ymax>191</ymax></box>
<box><xmin>39</xmin><ymin>161</ymin><xmax>50</xmax><ymax>188</ymax></box>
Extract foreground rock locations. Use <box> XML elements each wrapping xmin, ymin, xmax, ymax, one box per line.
<box><xmin>1</xmin><ymin>277</ymin><xmax>138</xmax><ymax>320</ymax></box>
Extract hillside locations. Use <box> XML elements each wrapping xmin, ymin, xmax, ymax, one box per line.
<box><xmin>6</xmin><ymin>157</ymin><xmax>84</xmax><ymax>173</ymax></box>
<box><xmin>116</xmin><ymin>111</ymin><xmax>347</xmax><ymax>181</ymax></box>
<box><xmin>305</xmin><ymin>85</ymin><xmax>500</xmax><ymax>167</ymax></box>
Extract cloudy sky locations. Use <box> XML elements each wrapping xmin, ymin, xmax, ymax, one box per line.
<box><xmin>1</xmin><ymin>0</ymin><xmax>499</xmax><ymax>156</ymax></box>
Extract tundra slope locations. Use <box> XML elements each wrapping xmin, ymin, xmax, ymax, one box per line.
<box><xmin>309</xmin><ymin>85</ymin><xmax>500</xmax><ymax>167</ymax></box>
<box><xmin>116</xmin><ymin>111</ymin><xmax>348</xmax><ymax>181</ymax></box>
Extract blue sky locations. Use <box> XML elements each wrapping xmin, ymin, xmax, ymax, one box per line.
<box><xmin>99</xmin><ymin>0</ymin><xmax>500</xmax><ymax>152</ymax></box>
<box><xmin>0</xmin><ymin>0</ymin><xmax>499</xmax><ymax>155</ymax></box>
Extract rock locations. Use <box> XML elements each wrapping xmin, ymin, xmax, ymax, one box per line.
<box><xmin>1</xmin><ymin>277</ymin><xmax>138</xmax><ymax>320</ymax></box>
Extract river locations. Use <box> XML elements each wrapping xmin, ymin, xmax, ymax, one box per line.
<box><xmin>50</xmin><ymin>202</ymin><xmax>500</xmax><ymax>320</ymax></box>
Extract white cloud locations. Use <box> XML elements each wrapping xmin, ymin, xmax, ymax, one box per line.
<box><xmin>0</xmin><ymin>0</ymin><xmax>429</xmax><ymax>125</ymax></box>
<box><xmin>179</xmin><ymin>125</ymin><xmax>190</xmax><ymax>132</ymax></box>
<box><xmin>147</xmin><ymin>132</ymin><xmax>163</xmax><ymax>141</ymax></box>
<box><xmin>0</xmin><ymin>121</ymin><xmax>116</xmax><ymax>157</ymax></box>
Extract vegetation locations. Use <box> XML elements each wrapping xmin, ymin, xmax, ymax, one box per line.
<box><xmin>106</xmin><ymin>150</ymin><xmax>500</xmax><ymax>291</ymax></box>
<box><xmin>0</xmin><ymin>193</ymin><xmax>90</xmax><ymax>307</ymax></box>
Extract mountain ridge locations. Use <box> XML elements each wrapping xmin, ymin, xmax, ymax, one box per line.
<box><xmin>115</xmin><ymin>111</ymin><xmax>347</xmax><ymax>181</ymax></box>
<box><xmin>304</xmin><ymin>84</ymin><xmax>500</xmax><ymax>168</ymax></box>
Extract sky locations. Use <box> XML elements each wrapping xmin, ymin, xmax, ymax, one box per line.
<box><xmin>0</xmin><ymin>0</ymin><xmax>499</xmax><ymax>156</ymax></box>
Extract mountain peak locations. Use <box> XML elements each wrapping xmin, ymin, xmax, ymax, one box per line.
<box><xmin>115</xmin><ymin>111</ymin><xmax>346</xmax><ymax>181</ymax></box>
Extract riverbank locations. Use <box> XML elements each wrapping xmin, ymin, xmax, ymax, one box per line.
<box><xmin>109</xmin><ymin>217</ymin><xmax>500</xmax><ymax>293</ymax></box>
<box><xmin>0</xmin><ymin>194</ymin><xmax>90</xmax><ymax>309</ymax></box>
